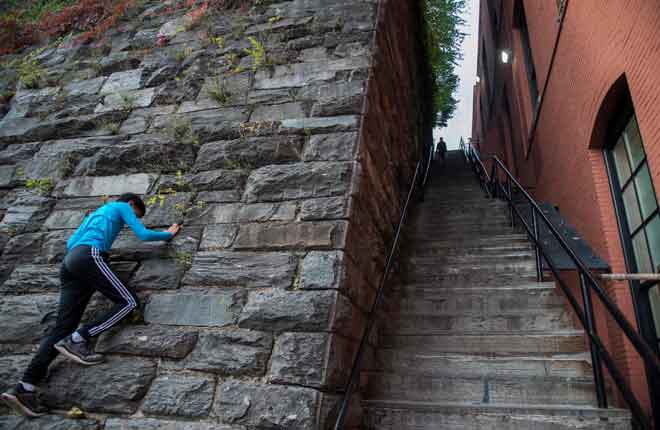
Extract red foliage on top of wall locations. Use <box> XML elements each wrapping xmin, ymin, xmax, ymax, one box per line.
<box><xmin>0</xmin><ymin>0</ymin><xmax>256</xmax><ymax>56</ymax></box>
<box><xmin>0</xmin><ymin>0</ymin><xmax>135</xmax><ymax>55</ymax></box>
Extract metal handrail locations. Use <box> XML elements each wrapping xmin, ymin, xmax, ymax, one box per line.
<box><xmin>464</xmin><ymin>143</ymin><xmax>660</xmax><ymax>430</ymax></box>
<box><xmin>333</xmin><ymin>142</ymin><xmax>434</xmax><ymax>430</ymax></box>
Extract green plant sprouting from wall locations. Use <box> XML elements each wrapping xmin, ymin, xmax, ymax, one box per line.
<box><xmin>422</xmin><ymin>0</ymin><xmax>466</xmax><ymax>127</ymax></box>
<box><xmin>243</xmin><ymin>36</ymin><xmax>268</xmax><ymax>71</ymax></box>
<box><xmin>207</xmin><ymin>77</ymin><xmax>231</xmax><ymax>105</ymax></box>
<box><xmin>26</xmin><ymin>178</ymin><xmax>54</xmax><ymax>195</ymax></box>
<box><xmin>18</xmin><ymin>54</ymin><xmax>46</xmax><ymax>89</ymax></box>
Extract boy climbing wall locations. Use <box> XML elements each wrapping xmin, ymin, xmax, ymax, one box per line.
<box><xmin>1</xmin><ymin>193</ymin><xmax>181</xmax><ymax>417</ymax></box>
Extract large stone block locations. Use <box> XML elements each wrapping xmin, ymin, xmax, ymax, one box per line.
<box><xmin>0</xmin><ymin>202</ymin><xmax>52</xmax><ymax>235</ymax></box>
<box><xmin>44</xmin><ymin>357</ymin><xmax>157</xmax><ymax>413</ymax></box>
<box><xmin>95</xmin><ymin>88</ymin><xmax>156</xmax><ymax>113</ymax></box>
<box><xmin>238</xmin><ymin>289</ymin><xmax>336</xmax><ymax>332</ymax></box>
<box><xmin>300</xmin><ymin>251</ymin><xmax>345</xmax><ymax>290</ymax></box>
<box><xmin>0</xmin><ymin>355</ymin><xmax>32</xmax><ymax>403</ymax></box>
<box><xmin>199</xmin><ymin>224</ymin><xmax>239</xmax><ymax>251</ymax></box>
<box><xmin>215</xmin><ymin>380</ymin><xmax>319</xmax><ymax>430</ymax></box>
<box><xmin>245</xmin><ymin>162</ymin><xmax>352</xmax><ymax>202</ymax></box>
<box><xmin>268</xmin><ymin>332</ymin><xmax>328</xmax><ymax>387</ymax></box>
<box><xmin>150</xmin><ymin>108</ymin><xmax>249</xmax><ymax>142</ymax></box>
<box><xmin>0</xmin><ymin>416</ymin><xmax>101</xmax><ymax>430</ymax></box>
<box><xmin>100</xmin><ymin>69</ymin><xmax>144</xmax><ymax>94</ymax></box>
<box><xmin>250</xmin><ymin>102</ymin><xmax>306</xmax><ymax>122</ymax></box>
<box><xmin>182</xmin><ymin>251</ymin><xmax>296</xmax><ymax>289</ymax></box>
<box><xmin>142</xmin><ymin>373</ymin><xmax>215</xmax><ymax>418</ymax></box>
<box><xmin>189</xmin><ymin>202</ymin><xmax>298</xmax><ymax>225</ymax></box>
<box><xmin>22</xmin><ymin>136</ymin><xmax>124</xmax><ymax>180</ymax></box>
<box><xmin>280</xmin><ymin>115</ymin><xmax>360</xmax><ymax>133</ymax></box>
<box><xmin>105</xmin><ymin>418</ymin><xmax>240</xmax><ymax>430</ymax></box>
<box><xmin>0</xmin><ymin>264</ymin><xmax>60</xmax><ymax>293</ymax></box>
<box><xmin>131</xmin><ymin>259</ymin><xmax>186</xmax><ymax>290</ymax></box>
<box><xmin>195</xmin><ymin>73</ymin><xmax>252</xmax><ymax>107</ymax></box>
<box><xmin>169</xmin><ymin>329</ymin><xmax>273</xmax><ymax>376</ymax></box>
<box><xmin>194</xmin><ymin>136</ymin><xmax>303</xmax><ymax>172</ymax></box>
<box><xmin>57</xmin><ymin>174</ymin><xmax>156</xmax><ymax>197</ymax></box>
<box><xmin>142</xmin><ymin>192</ymin><xmax>194</xmax><ymax>227</ymax></box>
<box><xmin>65</xmin><ymin>77</ymin><xmax>107</xmax><ymax>96</ymax></box>
<box><xmin>307</xmin><ymin>81</ymin><xmax>365</xmax><ymax>117</ymax></box>
<box><xmin>300</xmin><ymin>196</ymin><xmax>349</xmax><ymax>220</ymax></box>
<box><xmin>253</xmin><ymin>58</ymin><xmax>368</xmax><ymax>90</ymax></box>
<box><xmin>303</xmin><ymin>132</ymin><xmax>358</xmax><ymax>161</ymax></box>
<box><xmin>43</xmin><ymin>209</ymin><xmax>87</xmax><ymax>230</ymax></box>
<box><xmin>145</xmin><ymin>290</ymin><xmax>245</xmax><ymax>327</ymax></box>
<box><xmin>234</xmin><ymin>221</ymin><xmax>347</xmax><ymax>250</ymax></box>
<box><xmin>190</xmin><ymin>169</ymin><xmax>248</xmax><ymax>192</ymax></box>
<box><xmin>0</xmin><ymin>294</ymin><xmax>58</xmax><ymax>343</ymax></box>
<box><xmin>0</xmin><ymin>142</ymin><xmax>41</xmax><ymax>164</ymax></box>
<box><xmin>74</xmin><ymin>138</ymin><xmax>195</xmax><ymax>177</ymax></box>
<box><xmin>96</xmin><ymin>325</ymin><xmax>198</xmax><ymax>359</ymax></box>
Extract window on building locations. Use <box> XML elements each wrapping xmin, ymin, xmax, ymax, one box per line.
<box><xmin>607</xmin><ymin>112</ymin><xmax>660</xmax><ymax>349</ymax></box>
<box><xmin>514</xmin><ymin>0</ymin><xmax>539</xmax><ymax>111</ymax></box>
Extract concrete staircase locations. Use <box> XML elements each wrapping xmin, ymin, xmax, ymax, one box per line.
<box><xmin>361</xmin><ymin>151</ymin><xmax>632</xmax><ymax>429</ymax></box>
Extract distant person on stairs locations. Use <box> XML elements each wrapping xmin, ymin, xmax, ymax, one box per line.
<box><xmin>435</xmin><ymin>137</ymin><xmax>448</xmax><ymax>164</ymax></box>
<box><xmin>1</xmin><ymin>193</ymin><xmax>181</xmax><ymax>418</ymax></box>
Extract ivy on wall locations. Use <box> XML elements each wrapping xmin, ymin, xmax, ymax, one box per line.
<box><xmin>422</xmin><ymin>0</ymin><xmax>466</xmax><ymax>127</ymax></box>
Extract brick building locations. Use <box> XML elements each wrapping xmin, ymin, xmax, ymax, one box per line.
<box><xmin>472</xmin><ymin>0</ymin><xmax>660</xmax><ymax>425</ymax></box>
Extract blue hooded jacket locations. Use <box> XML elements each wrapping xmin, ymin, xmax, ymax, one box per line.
<box><xmin>67</xmin><ymin>202</ymin><xmax>172</xmax><ymax>252</ymax></box>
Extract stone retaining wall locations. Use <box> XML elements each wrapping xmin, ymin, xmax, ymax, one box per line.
<box><xmin>0</xmin><ymin>0</ymin><xmax>431</xmax><ymax>428</ymax></box>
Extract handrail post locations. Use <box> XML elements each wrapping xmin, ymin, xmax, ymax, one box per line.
<box><xmin>507</xmin><ymin>177</ymin><xmax>514</xmax><ymax>227</ymax></box>
<box><xmin>579</xmin><ymin>272</ymin><xmax>608</xmax><ymax>409</ymax></box>
<box><xmin>532</xmin><ymin>209</ymin><xmax>542</xmax><ymax>282</ymax></box>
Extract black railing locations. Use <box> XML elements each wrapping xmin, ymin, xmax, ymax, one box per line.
<box><xmin>333</xmin><ymin>142</ymin><xmax>435</xmax><ymax>430</ymax></box>
<box><xmin>462</xmin><ymin>141</ymin><xmax>660</xmax><ymax>430</ymax></box>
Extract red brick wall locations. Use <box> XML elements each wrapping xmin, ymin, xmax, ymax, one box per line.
<box><xmin>474</xmin><ymin>0</ymin><xmax>660</xmax><ymax>418</ymax></box>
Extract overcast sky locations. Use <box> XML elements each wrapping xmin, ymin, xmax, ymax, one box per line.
<box><xmin>434</xmin><ymin>0</ymin><xmax>480</xmax><ymax>150</ymax></box>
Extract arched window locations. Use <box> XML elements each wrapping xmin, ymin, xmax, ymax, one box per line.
<box><xmin>601</xmin><ymin>76</ymin><xmax>660</xmax><ymax>354</ymax></box>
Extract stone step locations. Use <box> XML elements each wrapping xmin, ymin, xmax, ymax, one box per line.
<box><xmin>364</xmin><ymin>372</ymin><xmax>600</xmax><ymax>406</ymax></box>
<box><xmin>371</xmin><ymin>352</ymin><xmax>593</xmax><ymax>378</ymax></box>
<box><xmin>409</xmin><ymin>223</ymin><xmax>513</xmax><ymax>234</ymax></box>
<box><xmin>411</xmin><ymin>214</ymin><xmax>511</xmax><ymax>226</ymax></box>
<box><xmin>379</xmin><ymin>331</ymin><xmax>586</xmax><ymax>355</ymax></box>
<box><xmin>393</xmin><ymin>284</ymin><xmax>564</xmax><ymax>313</ymax></box>
<box><xmin>362</xmin><ymin>401</ymin><xmax>632</xmax><ymax>430</ymax></box>
<box><xmin>420</xmin><ymin>203</ymin><xmax>509</xmax><ymax>214</ymax></box>
<box><xmin>407</xmin><ymin>258</ymin><xmax>537</xmax><ymax>273</ymax></box>
<box><xmin>409</xmin><ymin>221</ymin><xmax>513</xmax><ymax>234</ymax></box>
<box><xmin>407</xmin><ymin>242</ymin><xmax>532</xmax><ymax>257</ymax></box>
<box><xmin>405</xmin><ymin>262</ymin><xmax>537</xmax><ymax>283</ymax></box>
<box><xmin>410</xmin><ymin>234</ymin><xmax>530</xmax><ymax>249</ymax></box>
<box><xmin>385</xmin><ymin>310</ymin><xmax>573</xmax><ymax>333</ymax></box>
<box><xmin>407</xmin><ymin>251</ymin><xmax>536</xmax><ymax>265</ymax></box>
<box><xmin>394</xmin><ymin>280</ymin><xmax>549</xmax><ymax>294</ymax></box>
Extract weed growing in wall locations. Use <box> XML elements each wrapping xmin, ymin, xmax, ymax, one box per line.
<box><xmin>26</xmin><ymin>178</ymin><xmax>54</xmax><ymax>195</ymax></box>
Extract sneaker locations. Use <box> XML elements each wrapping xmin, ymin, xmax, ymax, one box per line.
<box><xmin>1</xmin><ymin>384</ymin><xmax>49</xmax><ymax>418</ymax></box>
<box><xmin>54</xmin><ymin>336</ymin><xmax>105</xmax><ymax>366</ymax></box>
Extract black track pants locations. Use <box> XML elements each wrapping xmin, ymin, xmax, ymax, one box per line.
<box><xmin>22</xmin><ymin>246</ymin><xmax>138</xmax><ymax>384</ymax></box>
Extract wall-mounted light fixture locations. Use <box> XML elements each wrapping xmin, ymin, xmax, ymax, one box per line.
<box><xmin>500</xmin><ymin>50</ymin><xmax>511</xmax><ymax>64</ymax></box>
<box><xmin>476</xmin><ymin>76</ymin><xmax>481</xmax><ymax>83</ymax></box>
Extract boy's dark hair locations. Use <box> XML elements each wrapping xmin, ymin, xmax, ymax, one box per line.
<box><xmin>116</xmin><ymin>193</ymin><xmax>146</xmax><ymax>214</ymax></box>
